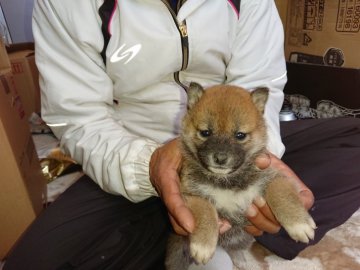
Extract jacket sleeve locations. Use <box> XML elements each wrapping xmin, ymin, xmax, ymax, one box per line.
<box><xmin>226</xmin><ymin>0</ymin><xmax>287</xmax><ymax>158</ymax></box>
<box><xmin>32</xmin><ymin>0</ymin><xmax>159</xmax><ymax>202</ymax></box>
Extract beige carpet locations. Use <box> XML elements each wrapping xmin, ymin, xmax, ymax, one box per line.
<box><xmin>233</xmin><ymin>208</ymin><xmax>360</xmax><ymax>270</ymax></box>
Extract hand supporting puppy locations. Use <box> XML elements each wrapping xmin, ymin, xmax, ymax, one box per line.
<box><xmin>150</xmin><ymin>140</ymin><xmax>314</xmax><ymax>238</ymax></box>
<box><xmin>244</xmin><ymin>152</ymin><xmax>315</xmax><ymax>236</ymax></box>
<box><xmin>149</xmin><ymin>138</ymin><xmax>195</xmax><ymax>235</ymax></box>
<box><xmin>149</xmin><ymin>138</ymin><xmax>231</xmax><ymax>236</ymax></box>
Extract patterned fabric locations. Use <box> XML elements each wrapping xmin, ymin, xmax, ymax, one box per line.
<box><xmin>233</xmin><ymin>208</ymin><xmax>360</xmax><ymax>270</ymax></box>
<box><xmin>286</xmin><ymin>94</ymin><xmax>360</xmax><ymax>119</ymax></box>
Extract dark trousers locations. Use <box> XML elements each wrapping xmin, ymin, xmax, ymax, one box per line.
<box><xmin>4</xmin><ymin>178</ymin><xmax>170</xmax><ymax>270</ymax></box>
<box><xmin>257</xmin><ymin>118</ymin><xmax>360</xmax><ymax>259</ymax></box>
<box><xmin>4</xmin><ymin>118</ymin><xmax>360</xmax><ymax>269</ymax></box>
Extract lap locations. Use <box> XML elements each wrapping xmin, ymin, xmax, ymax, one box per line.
<box><xmin>4</xmin><ymin>175</ymin><xmax>170</xmax><ymax>270</ymax></box>
<box><xmin>257</xmin><ymin>118</ymin><xmax>360</xmax><ymax>259</ymax></box>
<box><xmin>281</xmin><ymin>118</ymin><xmax>360</xmax><ymax>199</ymax></box>
<box><xmin>5</xmin><ymin>118</ymin><xmax>360</xmax><ymax>267</ymax></box>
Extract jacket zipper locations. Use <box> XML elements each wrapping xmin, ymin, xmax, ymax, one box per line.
<box><xmin>178</xmin><ymin>21</ymin><xmax>189</xmax><ymax>70</ymax></box>
<box><xmin>161</xmin><ymin>0</ymin><xmax>189</xmax><ymax>90</ymax></box>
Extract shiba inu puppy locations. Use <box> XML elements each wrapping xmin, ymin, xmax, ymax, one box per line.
<box><xmin>165</xmin><ymin>83</ymin><xmax>316</xmax><ymax>270</ymax></box>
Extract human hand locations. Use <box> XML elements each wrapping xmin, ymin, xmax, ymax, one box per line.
<box><xmin>149</xmin><ymin>138</ymin><xmax>195</xmax><ymax>235</ymax></box>
<box><xmin>149</xmin><ymin>139</ymin><xmax>233</xmax><ymax>236</ymax></box>
<box><xmin>244</xmin><ymin>152</ymin><xmax>315</xmax><ymax>236</ymax></box>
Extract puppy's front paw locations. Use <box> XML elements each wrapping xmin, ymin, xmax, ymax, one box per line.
<box><xmin>284</xmin><ymin>216</ymin><xmax>316</xmax><ymax>243</ymax></box>
<box><xmin>189</xmin><ymin>240</ymin><xmax>217</xmax><ymax>265</ymax></box>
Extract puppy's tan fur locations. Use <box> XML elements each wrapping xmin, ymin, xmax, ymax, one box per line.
<box><xmin>165</xmin><ymin>83</ymin><xmax>316</xmax><ymax>270</ymax></box>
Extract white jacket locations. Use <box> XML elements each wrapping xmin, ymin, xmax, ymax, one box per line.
<box><xmin>32</xmin><ymin>0</ymin><xmax>287</xmax><ymax>202</ymax></box>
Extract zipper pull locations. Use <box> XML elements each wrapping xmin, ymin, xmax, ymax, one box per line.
<box><xmin>179</xmin><ymin>22</ymin><xmax>188</xmax><ymax>37</ymax></box>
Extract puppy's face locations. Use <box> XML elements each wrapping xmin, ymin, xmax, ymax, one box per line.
<box><xmin>181</xmin><ymin>83</ymin><xmax>268</xmax><ymax>175</ymax></box>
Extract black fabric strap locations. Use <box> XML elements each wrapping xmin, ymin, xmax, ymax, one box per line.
<box><xmin>99</xmin><ymin>0</ymin><xmax>116</xmax><ymax>65</ymax></box>
<box><xmin>232</xmin><ymin>0</ymin><xmax>241</xmax><ymax>13</ymax></box>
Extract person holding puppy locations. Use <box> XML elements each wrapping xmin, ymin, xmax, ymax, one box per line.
<box><xmin>4</xmin><ymin>0</ymin><xmax>360</xmax><ymax>269</ymax></box>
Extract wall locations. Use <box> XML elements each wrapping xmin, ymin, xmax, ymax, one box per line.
<box><xmin>0</xmin><ymin>0</ymin><xmax>34</xmax><ymax>43</ymax></box>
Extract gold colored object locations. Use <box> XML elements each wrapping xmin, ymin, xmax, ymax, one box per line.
<box><xmin>40</xmin><ymin>148</ymin><xmax>77</xmax><ymax>183</ymax></box>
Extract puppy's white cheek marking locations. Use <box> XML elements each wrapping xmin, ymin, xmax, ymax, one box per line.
<box><xmin>198</xmin><ymin>183</ymin><xmax>262</xmax><ymax>214</ymax></box>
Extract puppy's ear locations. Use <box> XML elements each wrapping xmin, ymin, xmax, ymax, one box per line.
<box><xmin>187</xmin><ymin>82</ymin><xmax>204</xmax><ymax>110</ymax></box>
<box><xmin>251</xmin><ymin>87</ymin><xmax>269</xmax><ymax>114</ymax></box>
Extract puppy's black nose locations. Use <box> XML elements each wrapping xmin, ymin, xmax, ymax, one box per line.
<box><xmin>213</xmin><ymin>152</ymin><xmax>228</xmax><ymax>165</ymax></box>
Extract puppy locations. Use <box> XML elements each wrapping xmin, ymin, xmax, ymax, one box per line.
<box><xmin>165</xmin><ymin>83</ymin><xmax>316</xmax><ymax>270</ymax></box>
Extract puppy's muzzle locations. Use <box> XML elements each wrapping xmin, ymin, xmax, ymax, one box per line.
<box><xmin>198</xmin><ymin>139</ymin><xmax>245</xmax><ymax>174</ymax></box>
<box><xmin>213</xmin><ymin>152</ymin><xmax>228</xmax><ymax>165</ymax></box>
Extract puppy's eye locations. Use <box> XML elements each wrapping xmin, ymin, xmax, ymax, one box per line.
<box><xmin>235</xmin><ymin>132</ymin><xmax>246</xmax><ymax>140</ymax></box>
<box><xmin>199</xmin><ymin>129</ymin><xmax>212</xmax><ymax>138</ymax></box>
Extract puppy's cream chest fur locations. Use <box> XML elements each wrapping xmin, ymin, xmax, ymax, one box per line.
<box><xmin>196</xmin><ymin>182</ymin><xmax>263</xmax><ymax>218</ymax></box>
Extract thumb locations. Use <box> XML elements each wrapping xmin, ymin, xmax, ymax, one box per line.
<box><xmin>255</xmin><ymin>152</ymin><xmax>271</xmax><ymax>170</ymax></box>
<box><xmin>161</xmin><ymin>176</ymin><xmax>195</xmax><ymax>234</ymax></box>
<box><xmin>168</xmin><ymin>200</ymin><xmax>195</xmax><ymax>234</ymax></box>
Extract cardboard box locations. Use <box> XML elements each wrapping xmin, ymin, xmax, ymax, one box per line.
<box><xmin>275</xmin><ymin>0</ymin><xmax>289</xmax><ymax>29</ymax></box>
<box><xmin>0</xmin><ymin>41</ymin><xmax>46</xmax><ymax>260</ymax></box>
<box><xmin>0</xmin><ymin>43</ymin><xmax>11</xmax><ymax>74</ymax></box>
<box><xmin>7</xmin><ymin>43</ymin><xmax>41</xmax><ymax>119</ymax></box>
<box><xmin>284</xmin><ymin>0</ymin><xmax>360</xmax><ymax>68</ymax></box>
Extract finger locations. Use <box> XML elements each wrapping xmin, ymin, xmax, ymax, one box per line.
<box><xmin>164</xmin><ymin>193</ymin><xmax>195</xmax><ymax>234</ymax></box>
<box><xmin>265</xmin><ymin>152</ymin><xmax>297</xmax><ymax>179</ymax></box>
<box><xmin>218</xmin><ymin>219</ymin><xmax>232</xmax><ymax>234</ymax></box>
<box><xmin>246</xmin><ymin>204</ymin><xmax>281</xmax><ymax>234</ymax></box>
<box><xmin>255</xmin><ymin>152</ymin><xmax>271</xmax><ymax>170</ymax></box>
<box><xmin>265</xmin><ymin>153</ymin><xmax>315</xmax><ymax>210</ymax></box>
<box><xmin>161</xmin><ymin>182</ymin><xmax>195</xmax><ymax>234</ymax></box>
<box><xmin>254</xmin><ymin>197</ymin><xmax>280</xmax><ymax>226</ymax></box>
<box><xmin>244</xmin><ymin>225</ymin><xmax>263</xmax><ymax>237</ymax></box>
<box><xmin>299</xmin><ymin>190</ymin><xmax>315</xmax><ymax>210</ymax></box>
<box><xmin>169</xmin><ymin>214</ymin><xmax>189</xmax><ymax>236</ymax></box>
